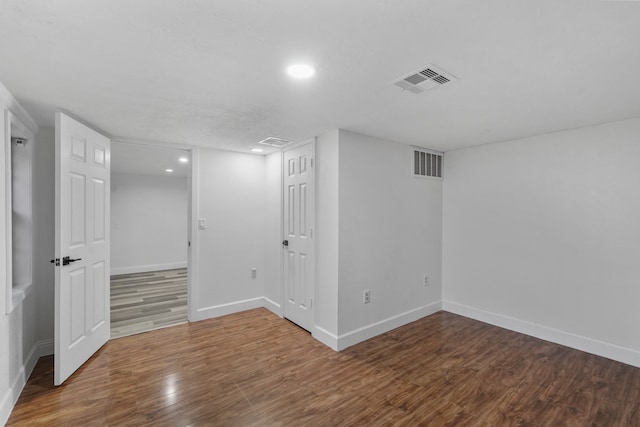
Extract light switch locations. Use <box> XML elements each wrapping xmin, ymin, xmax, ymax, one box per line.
<box><xmin>198</xmin><ymin>219</ymin><xmax>206</xmax><ymax>230</ymax></box>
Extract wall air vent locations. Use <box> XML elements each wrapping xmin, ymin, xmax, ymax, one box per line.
<box><xmin>412</xmin><ymin>147</ymin><xmax>443</xmax><ymax>179</ymax></box>
<box><xmin>393</xmin><ymin>64</ymin><xmax>457</xmax><ymax>94</ymax></box>
<box><xmin>257</xmin><ymin>137</ymin><xmax>294</xmax><ymax>148</ymax></box>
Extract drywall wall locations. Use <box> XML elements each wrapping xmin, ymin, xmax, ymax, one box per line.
<box><xmin>442</xmin><ymin>117</ymin><xmax>640</xmax><ymax>367</ymax></box>
<box><xmin>32</xmin><ymin>127</ymin><xmax>55</xmax><ymax>345</ymax></box>
<box><xmin>337</xmin><ymin>130</ymin><xmax>443</xmax><ymax>341</ymax></box>
<box><xmin>195</xmin><ymin>148</ymin><xmax>266</xmax><ymax>319</ymax></box>
<box><xmin>263</xmin><ymin>151</ymin><xmax>282</xmax><ymax>315</ymax></box>
<box><xmin>314</xmin><ymin>130</ymin><xmax>340</xmax><ymax>341</ymax></box>
<box><xmin>110</xmin><ymin>173</ymin><xmax>188</xmax><ymax>274</ymax></box>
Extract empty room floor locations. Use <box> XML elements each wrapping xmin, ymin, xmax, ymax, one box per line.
<box><xmin>110</xmin><ymin>268</ymin><xmax>188</xmax><ymax>339</ymax></box>
<box><xmin>8</xmin><ymin>308</ymin><xmax>640</xmax><ymax>425</ymax></box>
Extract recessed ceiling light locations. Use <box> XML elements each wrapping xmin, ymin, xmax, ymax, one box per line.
<box><xmin>178</xmin><ymin>157</ymin><xmax>188</xmax><ymax>163</ymax></box>
<box><xmin>251</xmin><ymin>148</ymin><xmax>264</xmax><ymax>153</ymax></box>
<box><xmin>165</xmin><ymin>168</ymin><xmax>174</xmax><ymax>173</ymax></box>
<box><xmin>286</xmin><ymin>63</ymin><xmax>315</xmax><ymax>79</ymax></box>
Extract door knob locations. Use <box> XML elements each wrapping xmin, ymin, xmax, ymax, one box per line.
<box><xmin>62</xmin><ymin>256</ymin><xmax>82</xmax><ymax>266</ymax></box>
<box><xmin>282</xmin><ymin>240</ymin><xmax>289</xmax><ymax>247</ymax></box>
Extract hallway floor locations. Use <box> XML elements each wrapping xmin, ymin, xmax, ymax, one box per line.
<box><xmin>110</xmin><ymin>268</ymin><xmax>187</xmax><ymax>339</ymax></box>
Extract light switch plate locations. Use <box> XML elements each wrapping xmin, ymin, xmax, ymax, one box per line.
<box><xmin>198</xmin><ymin>219</ymin><xmax>206</xmax><ymax>230</ymax></box>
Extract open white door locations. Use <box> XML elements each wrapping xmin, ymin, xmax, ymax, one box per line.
<box><xmin>54</xmin><ymin>112</ymin><xmax>110</xmax><ymax>385</ymax></box>
<box><xmin>283</xmin><ymin>141</ymin><xmax>315</xmax><ymax>332</ymax></box>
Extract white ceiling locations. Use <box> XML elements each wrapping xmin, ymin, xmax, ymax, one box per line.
<box><xmin>111</xmin><ymin>142</ymin><xmax>189</xmax><ymax>177</ymax></box>
<box><xmin>1</xmin><ymin>1</ymin><xmax>639</xmax><ymax>153</ymax></box>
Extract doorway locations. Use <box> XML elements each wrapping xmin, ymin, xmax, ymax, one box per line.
<box><xmin>110</xmin><ymin>142</ymin><xmax>191</xmax><ymax>338</ymax></box>
<box><xmin>282</xmin><ymin>141</ymin><xmax>315</xmax><ymax>332</ymax></box>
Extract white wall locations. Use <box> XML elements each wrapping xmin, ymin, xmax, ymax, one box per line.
<box><xmin>32</xmin><ymin>128</ymin><xmax>55</xmax><ymax>345</ymax></box>
<box><xmin>194</xmin><ymin>148</ymin><xmax>266</xmax><ymax>319</ymax></box>
<box><xmin>314</xmin><ymin>130</ymin><xmax>340</xmax><ymax>341</ymax></box>
<box><xmin>263</xmin><ymin>151</ymin><xmax>282</xmax><ymax>315</ymax></box>
<box><xmin>110</xmin><ymin>173</ymin><xmax>188</xmax><ymax>274</ymax></box>
<box><xmin>443</xmin><ymin>117</ymin><xmax>640</xmax><ymax>367</ymax></box>
<box><xmin>336</xmin><ymin>130</ymin><xmax>442</xmax><ymax>346</ymax></box>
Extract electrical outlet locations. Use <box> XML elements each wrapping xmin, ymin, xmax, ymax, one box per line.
<box><xmin>251</xmin><ymin>268</ymin><xmax>257</xmax><ymax>279</ymax></box>
<box><xmin>363</xmin><ymin>289</ymin><xmax>371</xmax><ymax>304</ymax></box>
<box><xmin>423</xmin><ymin>276</ymin><xmax>429</xmax><ymax>286</ymax></box>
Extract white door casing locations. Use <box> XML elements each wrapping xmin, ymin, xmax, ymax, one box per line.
<box><xmin>54</xmin><ymin>112</ymin><xmax>110</xmax><ymax>385</ymax></box>
<box><xmin>283</xmin><ymin>141</ymin><xmax>315</xmax><ymax>332</ymax></box>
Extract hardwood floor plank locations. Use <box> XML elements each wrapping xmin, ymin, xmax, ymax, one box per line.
<box><xmin>8</xmin><ymin>309</ymin><xmax>640</xmax><ymax>426</ymax></box>
<box><xmin>110</xmin><ymin>268</ymin><xmax>187</xmax><ymax>339</ymax></box>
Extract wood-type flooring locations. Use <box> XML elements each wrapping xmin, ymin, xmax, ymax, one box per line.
<box><xmin>8</xmin><ymin>309</ymin><xmax>640</xmax><ymax>426</ymax></box>
<box><xmin>110</xmin><ymin>268</ymin><xmax>187</xmax><ymax>339</ymax></box>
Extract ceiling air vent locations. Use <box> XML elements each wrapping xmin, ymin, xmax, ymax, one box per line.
<box><xmin>413</xmin><ymin>147</ymin><xmax>443</xmax><ymax>179</ymax></box>
<box><xmin>257</xmin><ymin>137</ymin><xmax>294</xmax><ymax>148</ymax></box>
<box><xmin>393</xmin><ymin>64</ymin><xmax>457</xmax><ymax>94</ymax></box>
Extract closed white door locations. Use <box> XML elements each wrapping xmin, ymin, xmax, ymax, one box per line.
<box><xmin>283</xmin><ymin>142</ymin><xmax>315</xmax><ymax>331</ymax></box>
<box><xmin>54</xmin><ymin>112</ymin><xmax>110</xmax><ymax>385</ymax></box>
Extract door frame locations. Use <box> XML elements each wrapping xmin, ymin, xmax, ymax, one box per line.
<box><xmin>110</xmin><ymin>139</ymin><xmax>199</xmax><ymax>322</ymax></box>
<box><xmin>281</xmin><ymin>138</ymin><xmax>316</xmax><ymax>330</ymax></box>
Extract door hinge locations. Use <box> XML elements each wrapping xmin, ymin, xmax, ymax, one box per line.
<box><xmin>310</xmin><ymin>298</ymin><xmax>313</xmax><ymax>309</ymax></box>
<box><xmin>311</xmin><ymin>158</ymin><xmax>314</xmax><ymax>168</ymax></box>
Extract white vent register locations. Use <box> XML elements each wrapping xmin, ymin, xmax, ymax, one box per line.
<box><xmin>393</xmin><ymin>64</ymin><xmax>457</xmax><ymax>94</ymax></box>
<box><xmin>413</xmin><ymin>147</ymin><xmax>442</xmax><ymax>178</ymax></box>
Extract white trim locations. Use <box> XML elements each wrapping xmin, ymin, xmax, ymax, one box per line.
<box><xmin>312</xmin><ymin>326</ymin><xmax>339</xmax><ymax>351</ymax></box>
<box><xmin>0</xmin><ymin>81</ymin><xmax>38</xmax><ymax>135</ymax></box>
<box><xmin>443</xmin><ymin>300</ymin><xmax>640</xmax><ymax>368</ymax></box>
<box><xmin>0</xmin><ymin>338</ymin><xmax>52</xmax><ymax>426</ymax></box>
<box><xmin>335</xmin><ymin>301</ymin><xmax>443</xmax><ymax>351</ymax></box>
<box><xmin>187</xmin><ymin>147</ymin><xmax>199</xmax><ymax>322</ymax></box>
<box><xmin>37</xmin><ymin>338</ymin><xmax>54</xmax><ymax>356</ymax></box>
<box><xmin>263</xmin><ymin>296</ymin><xmax>283</xmax><ymax>317</ymax></box>
<box><xmin>282</xmin><ymin>137</ymin><xmax>316</xmax><ymax>151</ymax></box>
<box><xmin>110</xmin><ymin>262</ymin><xmax>187</xmax><ymax>276</ymax></box>
<box><xmin>195</xmin><ymin>297</ymin><xmax>265</xmax><ymax>321</ymax></box>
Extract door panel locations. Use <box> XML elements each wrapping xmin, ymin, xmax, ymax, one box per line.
<box><xmin>55</xmin><ymin>112</ymin><xmax>110</xmax><ymax>385</ymax></box>
<box><xmin>283</xmin><ymin>142</ymin><xmax>314</xmax><ymax>331</ymax></box>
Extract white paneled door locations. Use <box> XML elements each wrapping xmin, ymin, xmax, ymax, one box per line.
<box><xmin>54</xmin><ymin>112</ymin><xmax>110</xmax><ymax>385</ymax></box>
<box><xmin>283</xmin><ymin>142</ymin><xmax>315</xmax><ymax>332</ymax></box>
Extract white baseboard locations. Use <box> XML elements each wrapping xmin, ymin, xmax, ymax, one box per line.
<box><xmin>334</xmin><ymin>301</ymin><xmax>443</xmax><ymax>351</ymax></box>
<box><xmin>37</xmin><ymin>338</ymin><xmax>54</xmax><ymax>357</ymax></box>
<box><xmin>313</xmin><ymin>326</ymin><xmax>339</xmax><ymax>351</ymax></box>
<box><xmin>0</xmin><ymin>338</ymin><xmax>52</xmax><ymax>426</ymax></box>
<box><xmin>263</xmin><ymin>297</ymin><xmax>283</xmax><ymax>318</ymax></box>
<box><xmin>110</xmin><ymin>262</ymin><xmax>187</xmax><ymax>276</ymax></box>
<box><xmin>195</xmin><ymin>297</ymin><xmax>264</xmax><ymax>321</ymax></box>
<box><xmin>443</xmin><ymin>300</ymin><xmax>640</xmax><ymax>368</ymax></box>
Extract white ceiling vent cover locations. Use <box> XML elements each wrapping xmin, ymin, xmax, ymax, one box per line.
<box><xmin>258</xmin><ymin>137</ymin><xmax>294</xmax><ymax>147</ymax></box>
<box><xmin>393</xmin><ymin>64</ymin><xmax>457</xmax><ymax>94</ymax></box>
